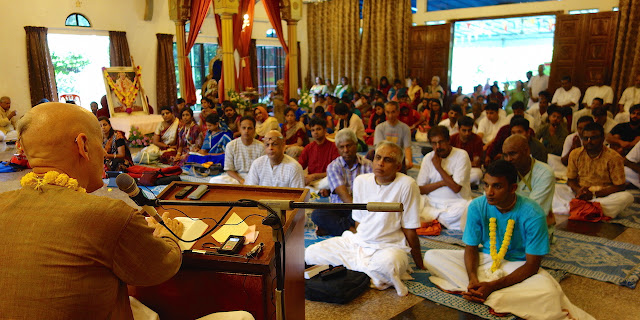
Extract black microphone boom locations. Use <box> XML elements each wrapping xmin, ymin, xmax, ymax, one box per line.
<box><xmin>115</xmin><ymin>173</ymin><xmax>163</xmax><ymax>223</ymax></box>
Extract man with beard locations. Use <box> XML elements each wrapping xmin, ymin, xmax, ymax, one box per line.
<box><xmin>536</xmin><ymin>105</ymin><xmax>568</xmax><ymax>156</ymax></box>
<box><xmin>417</xmin><ymin>126</ymin><xmax>471</xmax><ymax>230</ymax></box>
<box><xmin>607</xmin><ymin>104</ymin><xmax>640</xmax><ymax>155</ymax></box>
<box><xmin>553</xmin><ymin>122</ymin><xmax>634</xmax><ymax>218</ymax></box>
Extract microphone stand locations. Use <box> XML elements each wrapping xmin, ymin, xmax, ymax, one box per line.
<box><xmin>153</xmin><ymin>199</ymin><xmax>403</xmax><ymax>320</ymax></box>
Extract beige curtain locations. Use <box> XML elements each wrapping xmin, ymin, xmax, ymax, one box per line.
<box><xmin>611</xmin><ymin>0</ymin><xmax>640</xmax><ymax>99</ymax></box>
<box><xmin>156</xmin><ymin>34</ymin><xmax>177</xmax><ymax>110</ymax></box>
<box><xmin>109</xmin><ymin>31</ymin><xmax>132</xmax><ymax>67</ymax></box>
<box><xmin>359</xmin><ymin>0</ymin><xmax>411</xmax><ymax>88</ymax></box>
<box><xmin>307</xmin><ymin>0</ymin><xmax>360</xmax><ymax>91</ymax></box>
<box><xmin>24</xmin><ymin>26</ymin><xmax>57</xmax><ymax>106</ymax></box>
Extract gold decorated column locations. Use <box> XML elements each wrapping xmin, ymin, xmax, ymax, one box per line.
<box><xmin>283</xmin><ymin>0</ymin><xmax>302</xmax><ymax>99</ymax></box>
<box><xmin>169</xmin><ymin>0</ymin><xmax>191</xmax><ymax>98</ymax></box>
<box><xmin>215</xmin><ymin>0</ymin><xmax>239</xmax><ymax>100</ymax></box>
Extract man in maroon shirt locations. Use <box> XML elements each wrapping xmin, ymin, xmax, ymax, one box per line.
<box><xmin>450</xmin><ymin>116</ymin><xmax>484</xmax><ymax>185</ymax></box>
<box><xmin>299</xmin><ymin>117</ymin><xmax>340</xmax><ymax>190</ymax></box>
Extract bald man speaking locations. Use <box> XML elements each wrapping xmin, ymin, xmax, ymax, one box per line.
<box><xmin>0</xmin><ymin>103</ymin><xmax>184</xmax><ymax>319</ymax></box>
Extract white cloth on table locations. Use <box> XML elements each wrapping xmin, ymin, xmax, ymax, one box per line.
<box><xmin>424</xmin><ymin>250</ymin><xmax>595</xmax><ymax>320</ymax></box>
<box><xmin>417</xmin><ymin>148</ymin><xmax>471</xmax><ymax>230</ymax></box>
<box><xmin>552</xmin><ymin>184</ymin><xmax>634</xmax><ymax>218</ymax></box>
<box><xmin>527</xmin><ymin>74</ymin><xmax>549</xmax><ymax>107</ymax></box>
<box><xmin>470</xmin><ymin>167</ymin><xmax>483</xmax><ymax>185</ymax></box>
<box><xmin>245</xmin><ymin>154</ymin><xmax>305</xmax><ymax>188</ymax></box>
<box><xmin>223</xmin><ymin>138</ymin><xmax>264</xmax><ymax>174</ymax></box>
<box><xmin>109</xmin><ymin>114</ymin><xmax>164</xmax><ymax>139</ymax></box>
<box><xmin>305</xmin><ymin>173</ymin><xmax>421</xmax><ymax>296</ymax></box>
<box><xmin>552</xmin><ymin>86</ymin><xmax>581</xmax><ymax>114</ymax></box>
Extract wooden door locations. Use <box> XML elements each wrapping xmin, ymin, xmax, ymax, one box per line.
<box><xmin>549</xmin><ymin>12</ymin><xmax>618</xmax><ymax>95</ymax></box>
<box><xmin>408</xmin><ymin>24</ymin><xmax>452</xmax><ymax>92</ymax></box>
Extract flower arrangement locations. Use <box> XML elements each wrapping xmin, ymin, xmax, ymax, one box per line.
<box><xmin>298</xmin><ymin>89</ymin><xmax>313</xmax><ymax>112</ymax></box>
<box><xmin>128</xmin><ymin>126</ymin><xmax>153</xmax><ymax>148</ymax></box>
<box><xmin>103</xmin><ymin>66</ymin><xmax>142</xmax><ymax>109</ymax></box>
<box><xmin>227</xmin><ymin>89</ymin><xmax>251</xmax><ymax>113</ymax></box>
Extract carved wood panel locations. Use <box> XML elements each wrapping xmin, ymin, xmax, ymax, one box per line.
<box><xmin>408</xmin><ymin>24</ymin><xmax>452</xmax><ymax>91</ymax></box>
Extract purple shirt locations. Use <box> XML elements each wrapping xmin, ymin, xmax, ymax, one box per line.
<box><xmin>326</xmin><ymin>154</ymin><xmax>373</xmax><ymax>203</ymax></box>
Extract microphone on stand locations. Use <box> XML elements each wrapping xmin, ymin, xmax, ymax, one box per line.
<box><xmin>115</xmin><ymin>173</ymin><xmax>164</xmax><ymax>224</ymax></box>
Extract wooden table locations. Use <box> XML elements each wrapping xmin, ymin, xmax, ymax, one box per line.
<box><xmin>128</xmin><ymin>182</ymin><xmax>308</xmax><ymax>320</ymax></box>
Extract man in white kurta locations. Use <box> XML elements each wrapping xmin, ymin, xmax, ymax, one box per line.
<box><xmin>624</xmin><ymin>142</ymin><xmax>640</xmax><ymax>188</ymax></box>
<box><xmin>552</xmin><ymin>76</ymin><xmax>581</xmax><ymax>115</ymax></box>
<box><xmin>210</xmin><ymin>117</ymin><xmax>264</xmax><ymax>185</ymax></box>
<box><xmin>245</xmin><ymin>130</ymin><xmax>305</xmax><ymax>188</ymax></box>
<box><xmin>581</xmin><ymin>73</ymin><xmax>614</xmax><ymax>108</ymax></box>
<box><xmin>418</xmin><ymin>126</ymin><xmax>471</xmax><ymax>230</ymax></box>
<box><xmin>527</xmin><ymin>64</ymin><xmax>549</xmax><ymax>107</ymax></box>
<box><xmin>305</xmin><ymin>141</ymin><xmax>424</xmax><ymax>296</ymax></box>
<box><xmin>618</xmin><ymin>74</ymin><xmax>640</xmax><ymax>113</ymax></box>
<box><xmin>0</xmin><ymin>96</ymin><xmax>18</xmax><ymax>140</ymax></box>
<box><xmin>477</xmin><ymin>103</ymin><xmax>508</xmax><ymax>145</ymax></box>
<box><xmin>425</xmin><ymin>160</ymin><xmax>594</xmax><ymax>320</ymax></box>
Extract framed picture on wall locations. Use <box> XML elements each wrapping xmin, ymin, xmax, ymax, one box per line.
<box><xmin>102</xmin><ymin>66</ymin><xmax>149</xmax><ymax>117</ymax></box>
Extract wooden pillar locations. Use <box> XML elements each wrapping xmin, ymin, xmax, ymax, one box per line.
<box><xmin>283</xmin><ymin>0</ymin><xmax>302</xmax><ymax>99</ymax></box>
<box><xmin>169</xmin><ymin>0</ymin><xmax>190</xmax><ymax>99</ymax></box>
<box><xmin>215</xmin><ymin>0</ymin><xmax>239</xmax><ymax>100</ymax></box>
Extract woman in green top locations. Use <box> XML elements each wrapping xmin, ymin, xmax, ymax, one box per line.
<box><xmin>506</xmin><ymin>80</ymin><xmax>527</xmax><ymax>114</ymax></box>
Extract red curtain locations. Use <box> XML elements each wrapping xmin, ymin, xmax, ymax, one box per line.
<box><xmin>262</xmin><ymin>0</ymin><xmax>289</xmax><ymax>101</ymax></box>
<box><xmin>183</xmin><ymin>0</ymin><xmax>212</xmax><ymax>105</ymax></box>
<box><xmin>234</xmin><ymin>0</ymin><xmax>256</xmax><ymax>91</ymax></box>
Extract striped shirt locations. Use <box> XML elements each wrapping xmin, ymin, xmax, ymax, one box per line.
<box><xmin>326</xmin><ymin>154</ymin><xmax>373</xmax><ymax>203</ymax></box>
<box><xmin>223</xmin><ymin>138</ymin><xmax>264</xmax><ymax>173</ymax></box>
<box><xmin>245</xmin><ymin>154</ymin><xmax>305</xmax><ymax>188</ymax></box>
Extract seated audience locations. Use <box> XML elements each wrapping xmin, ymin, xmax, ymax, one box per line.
<box><xmin>152</xmin><ymin>106</ymin><xmax>180</xmax><ymax>161</ymax></box>
<box><xmin>305</xmin><ymin>141</ymin><xmax>424</xmax><ymax>296</ymax></box>
<box><xmin>487</xmin><ymin>84</ymin><xmax>505</xmax><ymax>106</ymax></box>
<box><xmin>450</xmin><ymin>116</ymin><xmax>484</xmax><ymax>185</ymax></box>
<box><xmin>424</xmin><ymin>98</ymin><xmax>445</xmax><ymax>129</ymax></box>
<box><xmin>360</xmin><ymin>76</ymin><xmax>375</xmax><ymax>98</ymax></box>
<box><xmin>198</xmin><ymin>97</ymin><xmax>215</xmax><ymax>129</ymax></box>
<box><xmin>299</xmin><ymin>117</ymin><xmax>340</xmax><ymax>189</ymax></box>
<box><xmin>552</xmin><ymin>76</ymin><xmax>581</xmax><ymax>115</ymax></box>
<box><xmin>592</xmin><ymin>106</ymin><xmax>617</xmax><ymax>135</ymax></box>
<box><xmin>425</xmin><ymin>160</ymin><xmax>594</xmax><ymax>320</ymax></box>
<box><xmin>438</xmin><ymin>104</ymin><xmax>462</xmax><ymax>136</ymax></box>
<box><xmin>309</xmin><ymin>106</ymin><xmax>334</xmax><ymax>134</ymax></box>
<box><xmin>607</xmin><ymin>104</ymin><xmax>640</xmax><ymax>155</ymax></box>
<box><xmin>99</xmin><ymin>116</ymin><xmax>132</xmax><ymax>171</ymax></box>
<box><xmin>582</xmin><ymin>73</ymin><xmax>613</xmax><ymax>109</ymax></box>
<box><xmin>366</xmin><ymin>102</ymin><xmax>386</xmax><ymax>144</ymax></box>
<box><xmin>553</xmin><ymin>122</ymin><xmax>634</xmax><ymax>218</ymax></box>
<box><xmin>418</xmin><ymin>126</ymin><xmax>472</xmax><ymax>230</ymax></box>
<box><xmin>625</xmin><ymin>142</ymin><xmax>640</xmax><ymax>188</ymax></box>
<box><xmin>536</xmin><ymin>105</ymin><xmax>568</xmax><ymax>157</ymax></box>
<box><xmin>618</xmin><ymin>74</ymin><xmax>640</xmax><ymax>114</ymax></box>
<box><xmin>310</xmin><ymin>76</ymin><xmax>328</xmax><ymax>95</ymax></box>
<box><xmin>0</xmin><ymin>96</ymin><xmax>18</xmax><ymax>141</ymax></box>
<box><xmin>0</xmin><ymin>102</ymin><xmax>185</xmax><ymax>319</ymax></box>
<box><xmin>254</xmin><ymin>106</ymin><xmax>279</xmax><ymax>140</ymax></box>
<box><xmin>209</xmin><ymin>116</ymin><xmax>264</xmax><ymax>185</ymax></box>
<box><xmin>221</xmin><ymin>101</ymin><xmax>241</xmax><ymax>138</ymax></box>
<box><xmin>188</xmin><ymin>113</ymin><xmax>232</xmax><ymax>165</ymax></box>
<box><xmin>398</xmin><ymin>102</ymin><xmax>424</xmax><ymax>134</ymax></box>
<box><xmin>425</xmin><ymin>76</ymin><xmax>444</xmax><ymax>105</ymax></box>
<box><xmin>281</xmin><ymin>107</ymin><xmax>307</xmax><ymax>159</ymax></box>
<box><xmin>312</xmin><ymin>129</ymin><xmax>373</xmax><ymax>236</ymax></box>
<box><xmin>378</xmin><ymin>76</ymin><xmax>392</xmax><ymax>96</ymax></box>
<box><xmin>335</xmin><ymin>102</ymin><xmax>366</xmax><ymax>143</ymax></box>
<box><xmin>334</xmin><ymin>76</ymin><xmax>355</xmax><ymax>101</ymax></box>
<box><xmin>477</xmin><ymin>102</ymin><xmax>508</xmax><ymax>146</ymax></box>
<box><xmin>562</xmin><ymin>116</ymin><xmax>595</xmax><ymax>167</ymax></box>
<box><xmin>388</xmin><ymin>79</ymin><xmax>408</xmax><ymax>101</ymax></box>
<box><xmin>90</xmin><ymin>101</ymin><xmax>100</xmax><ymax>117</ymax></box>
<box><xmin>374</xmin><ymin>101</ymin><xmax>414</xmax><ymax>169</ymax></box>
<box><xmin>572</xmin><ymin>98</ymin><xmax>605</xmax><ymax>132</ymax></box>
<box><xmin>245</xmin><ymin>130</ymin><xmax>304</xmax><ymax>188</ymax></box>
<box><xmin>526</xmin><ymin>90</ymin><xmax>551</xmax><ymax>132</ymax></box>
<box><xmin>487</xmin><ymin>116</ymin><xmax>547</xmax><ymax>165</ymax></box>
<box><xmin>502</xmin><ymin>135</ymin><xmax>556</xmax><ymax>237</ymax></box>
<box><xmin>174</xmin><ymin>97</ymin><xmax>187</xmax><ymax>118</ymax></box>
<box><xmin>504</xmin><ymin>101</ymin><xmax>534</xmax><ymax>125</ymax></box>
<box><xmin>174</xmin><ymin>108</ymin><xmax>204</xmax><ymax>166</ymax></box>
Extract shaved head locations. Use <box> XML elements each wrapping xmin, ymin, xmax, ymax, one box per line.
<box><xmin>263</xmin><ymin>130</ymin><xmax>285</xmax><ymax>165</ymax></box>
<box><xmin>503</xmin><ymin>134</ymin><xmax>529</xmax><ymax>152</ymax></box>
<box><xmin>18</xmin><ymin>102</ymin><xmax>106</xmax><ymax>192</ymax></box>
<box><xmin>502</xmin><ymin>134</ymin><xmax>531</xmax><ymax>174</ymax></box>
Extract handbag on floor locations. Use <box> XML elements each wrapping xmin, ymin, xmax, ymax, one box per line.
<box><xmin>305</xmin><ymin>267</ymin><xmax>370</xmax><ymax>304</ymax></box>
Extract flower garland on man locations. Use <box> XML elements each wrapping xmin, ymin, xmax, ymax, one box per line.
<box><xmin>423</xmin><ymin>160</ymin><xmax>595</xmax><ymax>320</ymax></box>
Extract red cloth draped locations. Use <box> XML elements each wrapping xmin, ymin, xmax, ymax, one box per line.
<box><xmin>233</xmin><ymin>0</ymin><xmax>255</xmax><ymax>91</ymax></box>
<box><xmin>262</xmin><ymin>0</ymin><xmax>289</xmax><ymax>101</ymax></box>
<box><xmin>183</xmin><ymin>0</ymin><xmax>212</xmax><ymax>106</ymax></box>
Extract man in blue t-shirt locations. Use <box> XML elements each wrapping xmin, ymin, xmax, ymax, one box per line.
<box><xmin>424</xmin><ymin>160</ymin><xmax>594</xmax><ymax>320</ymax></box>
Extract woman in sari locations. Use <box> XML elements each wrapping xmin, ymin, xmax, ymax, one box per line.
<box><xmin>407</xmin><ymin>77</ymin><xmax>424</xmax><ymax>107</ymax></box>
<box><xmin>190</xmin><ymin>113</ymin><xmax>233</xmax><ymax>165</ymax></box>
<box><xmin>254</xmin><ymin>106</ymin><xmax>280</xmax><ymax>140</ymax></box>
<box><xmin>365</xmin><ymin>102</ymin><xmax>386</xmax><ymax>145</ymax></box>
<box><xmin>425</xmin><ymin>76</ymin><xmax>444</xmax><ymax>105</ymax></box>
<box><xmin>378</xmin><ymin>76</ymin><xmax>392</xmax><ymax>96</ymax></box>
<box><xmin>99</xmin><ymin>116</ymin><xmax>132</xmax><ymax>171</ymax></box>
<box><xmin>174</xmin><ymin>108</ymin><xmax>203</xmax><ymax>166</ymax></box>
<box><xmin>310</xmin><ymin>76</ymin><xmax>328</xmax><ymax>95</ymax></box>
<box><xmin>282</xmin><ymin>107</ymin><xmax>307</xmax><ymax>159</ymax></box>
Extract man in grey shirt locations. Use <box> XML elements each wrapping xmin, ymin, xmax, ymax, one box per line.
<box><xmin>374</xmin><ymin>101</ymin><xmax>414</xmax><ymax>169</ymax></box>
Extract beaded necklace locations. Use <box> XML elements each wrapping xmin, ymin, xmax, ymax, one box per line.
<box><xmin>20</xmin><ymin>171</ymin><xmax>86</xmax><ymax>193</ymax></box>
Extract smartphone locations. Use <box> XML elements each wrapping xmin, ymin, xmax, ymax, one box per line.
<box><xmin>175</xmin><ymin>186</ymin><xmax>195</xmax><ymax>199</ymax></box>
<box><xmin>219</xmin><ymin>235</ymin><xmax>245</xmax><ymax>254</ymax></box>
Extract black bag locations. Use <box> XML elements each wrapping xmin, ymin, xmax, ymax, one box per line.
<box><xmin>305</xmin><ymin>269</ymin><xmax>370</xmax><ymax>304</ymax></box>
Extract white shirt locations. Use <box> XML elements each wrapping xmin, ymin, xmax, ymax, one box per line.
<box><xmin>438</xmin><ymin>118</ymin><xmax>459</xmax><ymax>136</ymax></box>
<box><xmin>552</xmin><ymin>86</ymin><xmax>581</xmax><ymax>113</ymax></box>
<box><xmin>527</xmin><ymin>74</ymin><xmax>549</xmax><ymax>106</ymax></box>
<box><xmin>582</xmin><ymin>85</ymin><xmax>614</xmax><ymax>105</ymax></box>
<box><xmin>477</xmin><ymin>116</ymin><xmax>508</xmax><ymax>144</ymax></box>
<box><xmin>562</xmin><ymin>132</ymin><xmax>580</xmax><ymax>158</ymax></box>
<box><xmin>223</xmin><ymin>138</ymin><xmax>264</xmax><ymax>173</ymax></box>
<box><xmin>336</xmin><ymin>114</ymin><xmax>366</xmax><ymax>140</ymax></box>
<box><xmin>527</xmin><ymin>103</ymin><xmax>548</xmax><ymax>133</ymax></box>
<box><xmin>626</xmin><ymin>142</ymin><xmax>640</xmax><ymax>163</ymax></box>
<box><xmin>245</xmin><ymin>154</ymin><xmax>305</xmax><ymax>188</ymax></box>
<box><xmin>352</xmin><ymin>173</ymin><xmax>421</xmax><ymax>251</ymax></box>
<box><xmin>619</xmin><ymin>86</ymin><xmax>640</xmax><ymax>112</ymax></box>
<box><xmin>417</xmin><ymin>147</ymin><xmax>471</xmax><ymax>200</ymax></box>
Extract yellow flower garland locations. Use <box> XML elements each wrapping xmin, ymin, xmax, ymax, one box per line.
<box><xmin>489</xmin><ymin>218</ymin><xmax>515</xmax><ymax>272</ymax></box>
<box><xmin>102</xmin><ymin>67</ymin><xmax>142</xmax><ymax>108</ymax></box>
<box><xmin>20</xmin><ymin>171</ymin><xmax>86</xmax><ymax>193</ymax></box>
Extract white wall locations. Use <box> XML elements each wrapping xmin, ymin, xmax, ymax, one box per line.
<box><xmin>414</xmin><ymin>0</ymin><xmax>619</xmax><ymax>23</ymax></box>
<box><xmin>0</xmin><ymin>0</ymin><xmax>308</xmax><ymax>118</ymax></box>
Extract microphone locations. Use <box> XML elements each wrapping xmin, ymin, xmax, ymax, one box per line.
<box><xmin>365</xmin><ymin>202</ymin><xmax>403</xmax><ymax>212</ymax></box>
<box><xmin>116</xmin><ymin>173</ymin><xmax>164</xmax><ymax>224</ymax></box>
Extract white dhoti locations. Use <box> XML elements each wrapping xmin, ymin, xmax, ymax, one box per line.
<box><xmin>547</xmin><ymin>154</ymin><xmax>568</xmax><ymax>179</ymax></box>
<box><xmin>130</xmin><ymin>296</ymin><xmax>254</xmax><ymax>320</ymax></box>
<box><xmin>304</xmin><ymin>231</ymin><xmax>413</xmax><ymax>296</ymax></box>
<box><xmin>420</xmin><ymin>195</ymin><xmax>470</xmax><ymax>230</ymax></box>
<box><xmin>208</xmin><ymin>172</ymin><xmax>247</xmax><ymax>185</ymax></box>
<box><xmin>470</xmin><ymin>167</ymin><xmax>483</xmax><ymax>186</ymax></box>
<box><xmin>424</xmin><ymin>250</ymin><xmax>594</xmax><ymax>320</ymax></box>
<box><xmin>307</xmin><ymin>176</ymin><xmax>330</xmax><ymax>192</ymax></box>
<box><xmin>553</xmin><ymin>184</ymin><xmax>634</xmax><ymax>218</ymax></box>
<box><xmin>625</xmin><ymin>166</ymin><xmax>640</xmax><ymax>189</ymax></box>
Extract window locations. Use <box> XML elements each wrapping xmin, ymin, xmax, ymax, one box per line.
<box><xmin>428</xmin><ymin>0</ymin><xmax>554</xmax><ymax>12</ymax></box>
<box><xmin>257</xmin><ymin>46</ymin><xmax>286</xmax><ymax>97</ymax></box>
<box><xmin>65</xmin><ymin>13</ymin><xmax>91</xmax><ymax>27</ymax></box>
<box><xmin>173</xmin><ymin>43</ymin><xmax>218</xmax><ymax>110</ymax></box>
<box><xmin>266</xmin><ymin>29</ymin><xmax>277</xmax><ymax>38</ymax></box>
<box><xmin>568</xmin><ymin>9</ymin><xmax>599</xmax><ymax>15</ymax></box>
